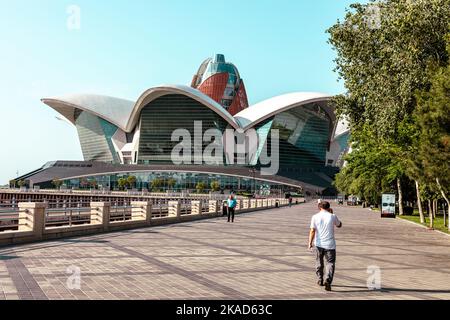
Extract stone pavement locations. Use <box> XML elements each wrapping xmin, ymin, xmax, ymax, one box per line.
<box><xmin>0</xmin><ymin>201</ymin><xmax>449</xmax><ymax>300</ymax></box>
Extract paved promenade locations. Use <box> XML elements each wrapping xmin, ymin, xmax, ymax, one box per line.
<box><xmin>0</xmin><ymin>202</ymin><xmax>449</xmax><ymax>300</ymax></box>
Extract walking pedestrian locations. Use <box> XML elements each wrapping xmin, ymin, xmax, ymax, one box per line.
<box><xmin>308</xmin><ymin>201</ymin><xmax>342</xmax><ymax>291</ymax></box>
<box><xmin>227</xmin><ymin>194</ymin><xmax>237</xmax><ymax>223</ymax></box>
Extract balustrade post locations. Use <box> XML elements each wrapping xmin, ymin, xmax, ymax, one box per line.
<box><xmin>90</xmin><ymin>202</ymin><xmax>110</xmax><ymax>231</ymax></box>
<box><xmin>18</xmin><ymin>202</ymin><xmax>46</xmax><ymax>239</ymax></box>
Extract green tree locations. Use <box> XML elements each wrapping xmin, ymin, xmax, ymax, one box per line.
<box><xmin>150</xmin><ymin>178</ymin><xmax>163</xmax><ymax>192</ymax></box>
<box><xmin>328</xmin><ymin>0</ymin><xmax>449</xmax><ymax>136</ymax></box>
<box><xmin>415</xmin><ymin>49</ymin><xmax>450</xmax><ymax>230</ymax></box>
<box><xmin>328</xmin><ymin>0</ymin><xmax>450</xmax><ymax>214</ymax></box>
<box><xmin>17</xmin><ymin>180</ymin><xmax>26</xmax><ymax>188</ymax></box>
<box><xmin>210</xmin><ymin>180</ymin><xmax>221</xmax><ymax>192</ymax></box>
<box><xmin>117</xmin><ymin>178</ymin><xmax>128</xmax><ymax>190</ymax></box>
<box><xmin>196</xmin><ymin>181</ymin><xmax>207</xmax><ymax>194</ymax></box>
<box><xmin>127</xmin><ymin>175</ymin><xmax>137</xmax><ymax>189</ymax></box>
<box><xmin>167</xmin><ymin>178</ymin><xmax>177</xmax><ymax>191</ymax></box>
<box><xmin>52</xmin><ymin>178</ymin><xmax>63</xmax><ymax>189</ymax></box>
<box><xmin>9</xmin><ymin>180</ymin><xmax>16</xmax><ymax>188</ymax></box>
<box><xmin>334</xmin><ymin>126</ymin><xmax>398</xmax><ymax>205</ymax></box>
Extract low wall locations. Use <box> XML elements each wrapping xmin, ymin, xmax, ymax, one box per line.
<box><xmin>0</xmin><ymin>197</ymin><xmax>304</xmax><ymax>246</ymax></box>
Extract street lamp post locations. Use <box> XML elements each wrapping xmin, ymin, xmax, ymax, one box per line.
<box><xmin>249</xmin><ymin>168</ymin><xmax>256</xmax><ymax>197</ymax></box>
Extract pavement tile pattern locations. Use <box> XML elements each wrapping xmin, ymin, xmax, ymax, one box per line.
<box><xmin>0</xmin><ymin>202</ymin><xmax>449</xmax><ymax>300</ymax></box>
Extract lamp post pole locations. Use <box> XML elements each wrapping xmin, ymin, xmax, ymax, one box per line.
<box><xmin>249</xmin><ymin>168</ymin><xmax>256</xmax><ymax>198</ymax></box>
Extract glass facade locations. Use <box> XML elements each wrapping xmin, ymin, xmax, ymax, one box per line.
<box><xmin>61</xmin><ymin>171</ymin><xmax>294</xmax><ymax>196</ymax></box>
<box><xmin>332</xmin><ymin>132</ymin><xmax>350</xmax><ymax>167</ymax></box>
<box><xmin>259</xmin><ymin>103</ymin><xmax>331</xmax><ymax>168</ymax></box>
<box><xmin>63</xmin><ymin>99</ymin><xmax>336</xmax><ymax>191</ymax></box>
<box><xmin>138</xmin><ymin>94</ymin><xmax>230</xmax><ymax>164</ymax></box>
<box><xmin>74</xmin><ymin>109</ymin><xmax>119</xmax><ymax>163</ymax></box>
<box><xmin>253</xmin><ymin>103</ymin><xmax>335</xmax><ymax>187</ymax></box>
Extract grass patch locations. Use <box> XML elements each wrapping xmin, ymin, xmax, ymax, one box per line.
<box><xmin>399</xmin><ymin>211</ymin><xmax>449</xmax><ymax>234</ymax></box>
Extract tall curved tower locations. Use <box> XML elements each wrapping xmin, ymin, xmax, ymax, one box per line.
<box><xmin>191</xmin><ymin>54</ymin><xmax>249</xmax><ymax>115</ymax></box>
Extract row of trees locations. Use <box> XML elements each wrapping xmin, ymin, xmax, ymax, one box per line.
<box><xmin>32</xmin><ymin>176</ymin><xmax>222</xmax><ymax>193</ymax></box>
<box><xmin>115</xmin><ymin>176</ymin><xmax>222</xmax><ymax>193</ymax></box>
<box><xmin>328</xmin><ymin>0</ymin><xmax>450</xmax><ymax>229</ymax></box>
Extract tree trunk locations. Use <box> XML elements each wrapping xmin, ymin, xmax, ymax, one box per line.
<box><xmin>428</xmin><ymin>199</ymin><xmax>434</xmax><ymax>229</ymax></box>
<box><xmin>436</xmin><ymin>178</ymin><xmax>450</xmax><ymax>231</ymax></box>
<box><xmin>443</xmin><ymin>202</ymin><xmax>447</xmax><ymax>228</ymax></box>
<box><xmin>415</xmin><ymin>180</ymin><xmax>425</xmax><ymax>224</ymax></box>
<box><xmin>432</xmin><ymin>199</ymin><xmax>437</xmax><ymax>219</ymax></box>
<box><xmin>397</xmin><ymin>178</ymin><xmax>404</xmax><ymax>216</ymax></box>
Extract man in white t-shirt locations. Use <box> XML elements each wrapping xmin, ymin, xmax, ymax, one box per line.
<box><xmin>308</xmin><ymin>201</ymin><xmax>342</xmax><ymax>291</ymax></box>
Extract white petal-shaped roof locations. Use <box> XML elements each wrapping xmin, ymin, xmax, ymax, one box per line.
<box><xmin>42</xmin><ymin>85</ymin><xmax>239</xmax><ymax>132</ymax></box>
<box><xmin>127</xmin><ymin>84</ymin><xmax>239</xmax><ymax>130</ymax></box>
<box><xmin>234</xmin><ymin>92</ymin><xmax>334</xmax><ymax>130</ymax></box>
<box><xmin>42</xmin><ymin>89</ymin><xmax>337</xmax><ymax>135</ymax></box>
<box><xmin>42</xmin><ymin>94</ymin><xmax>135</xmax><ymax>131</ymax></box>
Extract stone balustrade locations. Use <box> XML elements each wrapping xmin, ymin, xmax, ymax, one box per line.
<box><xmin>257</xmin><ymin>199</ymin><xmax>263</xmax><ymax>208</ymax></box>
<box><xmin>208</xmin><ymin>200</ymin><xmax>219</xmax><ymax>214</ymax></box>
<box><xmin>190</xmin><ymin>201</ymin><xmax>202</xmax><ymax>215</ymax></box>
<box><xmin>0</xmin><ymin>197</ymin><xmax>300</xmax><ymax>246</ymax></box>
<box><xmin>236</xmin><ymin>199</ymin><xmax>242</xmax><ymax>210</ymax></box>
<box><xmin>168</xmin><ymin>201</ymin><xmax>181</xmax><ymax>217</ymax></box>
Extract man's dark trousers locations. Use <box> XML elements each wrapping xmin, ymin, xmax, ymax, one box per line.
<box><xmin>227</xmin><ymin>207</ymin><xmax>235</xmax><ymax>222</ymax></box>
<box><xmin>315</xmin><ymin>247</ymin><xmax>336</xmax><ymax>284</ymax></box>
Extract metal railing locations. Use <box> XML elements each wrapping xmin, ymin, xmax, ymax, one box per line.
<box><xmin>45</xmin><ymin>206</ymin><xmax>91</xmax><ymax>227</ymax></box>
<box><xmin>0</xmin><ymin>197</ymin><xmax>295</xmax><ymax>238</ymax></box>
<box><xmin>0</xmin><ymin>208</ymin><xmax>20</xmax><ymax>232</ymax></box>
<box><xmin>2</xmin><ymin>188</ymin><xmax>250</xmax><ymax>200</ymax></box>
<box><xmin>151</xmin><ymin>204</ymin><xmax>169</xmax><ymax>218</ymax></box>
<box><xmin>110</xmin><ymin>204</ymin><xmax>132</xmax><ymax>222</ymax></box>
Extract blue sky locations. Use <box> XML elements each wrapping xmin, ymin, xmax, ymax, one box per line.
<box><xmin>0</xmin><ymin>0</ymin><xmax>363</xmax><ymax>184</ymax></box>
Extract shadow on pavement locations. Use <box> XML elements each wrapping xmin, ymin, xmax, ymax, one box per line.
<box><xmin>0</xmin><ymin>255</ymin><xmax>18</xmax><ymax>261</ymax></box>
<box><xmin>60</xmin><ymin>239</ymin><xmax>109</xmax><ymax>243</ymax></box>
<box><xmin>333</xmin><ymin>285</ymin><xmax>450</xmax><ymax>294</ymax></box>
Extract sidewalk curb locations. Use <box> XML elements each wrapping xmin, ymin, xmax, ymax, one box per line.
<box><xmin>396</xmin><ymin>217</ymin><xmax>450</xmax><ymax>238</ymax></box>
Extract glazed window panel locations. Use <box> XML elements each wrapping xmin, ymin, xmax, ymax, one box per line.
<box><xmin>74</xmin><ymin>109</ymin><xmax>119</xmax><ymax>163</ymax></box>
<box><xmin>138</xmin><ymin>94</ymin><xmax>229</xmax><ymax>164</ymax></box>
<box><xmin>257</xmin><ymin>103</ymin><xmax>331</xmax><ymax>168</ymax></box>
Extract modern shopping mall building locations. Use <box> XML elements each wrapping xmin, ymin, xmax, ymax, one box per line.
<box><xmin>13</xmin><ymin>54</ymin><xmax>349</xmax><ymax>195</ymax></box>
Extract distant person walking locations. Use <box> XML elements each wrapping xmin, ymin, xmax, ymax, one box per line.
<box><xmin>227</xmin><ymin>195</ymin><xmax>237</xmax><ymax>223</ymax></box>
<box><xmin>308</xmin><ymin>201</ymin><xmax>342</xmax><ymax>291</ymax></box>
<box><xmin>288</xmin><ymin>196</ymin><xmax>293</xmax><ymax>208</ymax></box>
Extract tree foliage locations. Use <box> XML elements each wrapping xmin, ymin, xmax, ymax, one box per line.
<box><xmin>117</xmin><ymin>178</ymin><xmax>128</xmax><ymax>190</ymax></box>
<box><xmin>150</xmin><ymin>178</ymin><xmax>163</xmax><ymax>192</ymax></box>
<box><xmin>210</xmin><ymin>180</ymin><xmax>221</xmax><ymax>192</ymax></box>
<box><xmin>329</xmin><ymin>0</ymin><xmax>450</xmax><ymax>217</ymax></box>
<box><xmin>167</xmin><ymin>178</ymin><xmax>177</xmax><ymax>190</ymax></box>
<box><xmin>126</xmin><ymin>175</ymin><xmax>137</xmax><ymax>188</ymax></box>
<box><xmin>328</xmin><ymin>0</ymin><xmax>450</xmax><ymax>138</ymax></box>
<box><xmin>415</xmin><ymin>49</ymin><xmax>450</xmax><ymax>188</ymax></box>
<box><xmin>52</xmin><ymin>178</ymin><xmax>62</xmax><ymax>189</ymax></box>
<box><xmin>196</xmin><ymin>182</ymin><xmax>207</xmax><ymax>194</ymax></box>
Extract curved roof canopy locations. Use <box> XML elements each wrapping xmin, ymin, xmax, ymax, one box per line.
<box><xmin>42</xmin><ymin>88</ymin><xmax>338</xmax><ymax>137</ymax></box>
<box><xmin>42</xmin><ymin>85</ymin><xmax>240</xmax><ymax>132</ymax></box>
<box><xmin>234</xmin><ymin>92</ymin><xmax>334</xmax><ymax>130</ymax></box>
<box><xmin>42</xmin><ymin>94</ymin><xmax>135</xmax><ymax>131</ymax></box>
<box><xmin>127</xmin><ymin>84</ymin><xmax>239</xmax><ymax>130</ymax></box>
